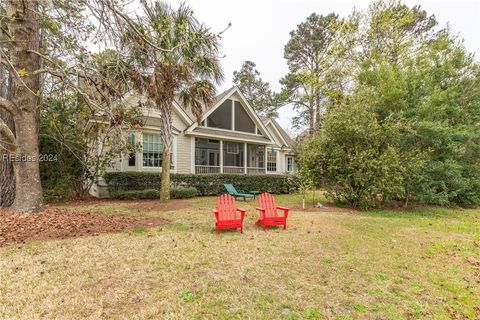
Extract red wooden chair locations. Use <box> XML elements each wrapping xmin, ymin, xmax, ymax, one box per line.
<box><xmin>255</xmin><ymin>192</ymin><xmax>289</xmax><ymax>231</ymax></box>
<box><xmin>213</xmin><ymin>194</ymin><xmax>246</xmax><ymax>233</ymax></box>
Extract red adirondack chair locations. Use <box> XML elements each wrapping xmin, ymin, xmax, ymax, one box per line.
<box><xmin>213</xmin><ymin>194</ymin><xmax>246</xmax><ymax>233</ymax></box>
<box><xmin>255</xmin><ymin>192</ymin><xmax>289</xmax><ymax>231</ymax></box>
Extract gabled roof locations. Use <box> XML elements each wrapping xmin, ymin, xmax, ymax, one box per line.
<box><xmin>124</xmin><ymin>91</ymin><xmax>193</xmax><ymax>126</ymax></box>
<box><xmin>260</xmin><ymin>116</ymin><xmax>295</xmax><ymax>149</ymax></box>
<box><xmin>186</xmin><ymin>86</ymin><xmax>276</xmax><ymax>143</ymax></box>
<box><xmin>181</xmin><ymin>87</ymin><xmax>236</xmax><ymax>123</ymax></box>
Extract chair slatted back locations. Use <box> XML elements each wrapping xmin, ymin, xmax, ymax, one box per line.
<box><xmin>217</xmin><ymin>194</ymin><xmax>237</xmax><ymax>220</ymax></box>
<box><xmin>258</xmin><ymin>193</ymin><xmax>277</xmax><ymax>217</ymax></box>
<box><xmin>223</xmin><ymin>184</ymin><xmax>238</xmax><ymax>196</ymax></box>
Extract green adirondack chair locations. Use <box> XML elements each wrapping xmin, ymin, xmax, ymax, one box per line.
<box><xmin>223</xmin><ymin>184</ymin><xmax>255</xmax><ymax>201</ymax></box>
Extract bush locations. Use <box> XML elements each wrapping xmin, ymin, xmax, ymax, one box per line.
<box><xmin>170</xmin><ymin>187</ymin><xmax>197</xmax><ymax>199</ymax></box>
<box><xmin>299</xmin><ymin>91</ymin><xmax>425</xmax><ymax>209</ymax></box>
<box><xmin>111</xmin><ymin>187</ymin><xmax>198</xmax><ymax>200</ymax></box>
<box><xmin>104</xmin><ymin>172</ymin><xmax>299</xmax><ymax>197</ymax></box>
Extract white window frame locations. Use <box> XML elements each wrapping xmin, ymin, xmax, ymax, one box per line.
<box><xmin>267</xmin><ymin>148</ymin><xmax>278</xmax><ymax>172</ymax></box>
<box><xmin>142</xmin><ymin>133</ymin><xmax>163</xmax><ymax>168</ymax></box>
<box><xmin>286</xmin><ymin>156</ymin><xmax>294</xmax><ymax>172</ymax></box>
<box><xmin>127</xmin><ymin>132</ymin><xmax>136</xmax><ymax>167</ymax></box>
<box><xmin>226</xmin><ymin>142</ymin><xmax>239</xmax><ymax>154</ymax></box>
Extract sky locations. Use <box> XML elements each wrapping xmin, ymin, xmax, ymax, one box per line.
<box><xmin>135</xmin><ymin>0</ymin><xmax>480</xmax><ymax>134</ymax></box>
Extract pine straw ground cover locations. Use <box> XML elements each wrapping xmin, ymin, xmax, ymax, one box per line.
<box><xmin>1</xmin><ymin>193</ymin><xmax>479</xmax><ymax>319</ymax></box>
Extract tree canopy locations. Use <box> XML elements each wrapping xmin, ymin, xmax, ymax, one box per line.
<box><xmin>233</xmin><ymin>61</ymin><xmax>279</xmax><ymax>118</ymax></box>
<box><xmin>298</xmin><ymin>0</ymin><xmax>480</xmax><ymax>209</ymax></box>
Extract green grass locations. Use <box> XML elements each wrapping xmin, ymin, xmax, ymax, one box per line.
<box><xmin>1</xmin><ymin>192</ymin><xmax>479</xmax><ymax>319</ymax></box>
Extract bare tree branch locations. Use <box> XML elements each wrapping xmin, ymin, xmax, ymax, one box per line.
<box><xmin>0</xmin><ymin>117</ymin><xmax>17</xmax><ymax>153</ymax></box>
<box><xmin>0</xmin><ymin>96</ymin><xmax>16</xmax><ymax>114</ymax></box>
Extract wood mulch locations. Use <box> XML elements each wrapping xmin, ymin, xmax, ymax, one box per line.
<box><xmin>0</xmin><ymin>207</ymin><xmax>167</xmax><ymax>247</ymax></box>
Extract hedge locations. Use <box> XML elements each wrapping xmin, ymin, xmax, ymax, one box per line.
<box><xmin>103</xmin><ymin>172</ymin><xmax>300</xmax><ymax>196</ymax></box>
<box><xmin>110</xmin><ymin>187</ymin><xmax>197</xmax><ymax>200</ymax></box>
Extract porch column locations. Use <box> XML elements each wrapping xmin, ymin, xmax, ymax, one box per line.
<box><xmin>265</xmin><ymin>146</ymin><xmax>268</xmax><ymax>174</ymax></box>
<box><xmin>220</xmin><ymin>140</ymin><xmax>224</xmax><ymax>173</ymax></box>
<box><xmin>244</xmin><ymin>143</ymin><xmax>247</xmax><ymax>174</ymax></box>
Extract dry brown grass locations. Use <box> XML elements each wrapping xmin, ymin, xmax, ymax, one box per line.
<box><xmin>1</xmin><ymin>193</ymin><xmax>479</xmax><ymax>319</ymax></box>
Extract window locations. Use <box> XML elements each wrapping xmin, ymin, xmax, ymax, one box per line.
<box><xmin>223</xmin><ymin>142</ymin><xmax>244</xmax><ymax>167</ymax></box>
<box><xmin>226</xmin><ymin>143</ymin><xmax>239</xmax><ymax>154</ymax></box>
<box><xmin>287</xmin><ymin>156</ymin><xmax>294</xmax><ymax>172</ymax></box>
<box><xmin>127</xmin><ymin>132</ymin><xmax>136</xmax><ymax>167</ymax></box>
<box><xmin>195</xmin><ymin>138</ymin><xmax>220</xmax><ymax>166</ymax></box>
<box><xmin>234</xmin><ymin>101</ymin><xmax>256</xmax><ymax>133</ymax></box>
<box><xmin>142</xmin><ymin>133</ymin><xmax>162</xmax><ymax>167</ymax></box>
<box><xmin>267</xmin><ymin>149</ymin><xmax>277</xmax><ymax>172</ymax></box>
<box><xmin>207</xmin><ymin>99</ymin><xmax>232</xmax><ymax>130</ymax></box>
<box><xmin>247</xmin><ymin>144</ymin><xmax>265</xmax><ymax>168</ymax></box>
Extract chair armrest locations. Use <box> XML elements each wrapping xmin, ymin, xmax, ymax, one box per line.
<box><xmin>256</xmin><ymin>207</ymin><xmax>266</xmax><ymax>219</ymax></box>
<box><xmin>213</xmin><ymin>210</ymin><xmax>219</xmax><ymax>221</ymax></box>
<box><xmin>236</xmin><ymin>208</ymin><xmax>246</xmax><ymax>221</ymax></box>
<box><xmin>276</xmin><ymin>206</ymin><xmax>289</xmax><ymax>218</ymax></box>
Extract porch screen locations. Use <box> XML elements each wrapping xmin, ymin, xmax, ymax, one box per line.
<box><xmin>223</xmin><ymin>142</ymin><xmax>244</xmax><ymax>167</ymax></box>
<box><xmin>247</xmin><ymin>144</ymin><xmax>265</xmax><ymax>168</ymax></box>
<box><xmin>207</xmin><ymin>99</ymin><xmax>232</xmax><ymax>130</ymax></box>
<box><xmin>195</xmin><ymin>138</ymin><xmax>220</xmax><ymax>166</ymax></box>
<box><xmin>234</xmin><ymin>101</ymin><xmax>255</xmax><ymax>133</ymax></box>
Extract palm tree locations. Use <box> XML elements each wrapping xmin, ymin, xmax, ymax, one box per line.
<box><xmin>119</xmin><ymin>1</ymin><xmax>223</xmax><ymax>201</ymax></box>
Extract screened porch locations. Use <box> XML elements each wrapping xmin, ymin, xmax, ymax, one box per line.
<box><xmin>194</xmin><ymin>138</ymin><xmax>267</xmax><ymax>174</ymax></box>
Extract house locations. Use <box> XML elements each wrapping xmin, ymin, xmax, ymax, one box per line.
<box><xmin>89</xmin><ymin>86</ymin><xmax>296</xmax><ymax>198</ymax></box>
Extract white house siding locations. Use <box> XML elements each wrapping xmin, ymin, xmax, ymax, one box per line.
<box><xmin>175</xmin><ymin>134</ymin><xmax>192</xmax><ymax>174</ymax></box>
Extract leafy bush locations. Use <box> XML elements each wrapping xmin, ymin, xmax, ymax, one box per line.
<box><xmin>299</xmin><ymin>92</ymin><xmax>425</xmax><ymax>209</ymax></box>
<box><xmin>170</xmin><ymin>187</ymin><xmax>197</xmax><ymax>199</ymax></box>
<box><xmin>40</xmin><ymin>99</ymin><xmax>85</xmax><ymax>202</ymax></box>
<box><xmin>111</xmin><ymin>187</ymin><xmax>197</xmax><ymax>200</ymax></box>
<box><xmin>104</xmin><ymin>172</ymin><xmax>299</xmax><ymax>196</ymax></box>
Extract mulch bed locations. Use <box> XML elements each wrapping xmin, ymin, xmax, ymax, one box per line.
<box><xmin>0</xmin><ymin>207</ymin><xmax>167</xmax><ymax>247</ymax></box>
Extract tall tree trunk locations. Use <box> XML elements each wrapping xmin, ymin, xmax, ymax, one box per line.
<box><xmin>314</xmin><ymin>93</ymin><xmax>321</xmax><ymax>129</ymax></box>
<box><xmin>160</xmin><ymin>147</ymin><xmax>171</xmax><ymax>202</ymax></box>
<box><xmin>308</xmin><ymin>96</ymin><xmax>315</xmax><ymax>134</ymax></box>
<box><xmin>0</xmin><ymin>110</ymin><xmax>15</xmax><ymax>208</ymax></box>
<box><xmin>6</xmin><ymin>0</ymin><xmax>43</xmax><ymax>212</ymax></box>
<box><xmin>10</xmin><ymin>110</ymin><xmax>43</xmax><ymax>212</ymax></box>
<box><xmin>158</xmin><ymin>98</ymin><xmax>173</xmax><ymax>203</ymax></box>
<box><xmin>0</xmin><ymin>67</ymin><xmax>15</xmax><ymax>207</ymax></box>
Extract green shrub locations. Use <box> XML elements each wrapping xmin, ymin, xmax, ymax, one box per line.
<box><xmin>299</xmin><ymin>92</ymin><xmax>425</xmax><ymax>209</ymax></box>
<box><xmin>110</xmin><ymin>187</ymin><xmax>198</xmax><ymax>200</ymax></box>
<box><xmin>103</xmin><ymin>172</ymin><xmax>299</xmax><ymax>196</ymax></box>
<box><xmin>170</xmin><ymin>187</ymin><xmax>197</xmax><ymax>199</ymax></box>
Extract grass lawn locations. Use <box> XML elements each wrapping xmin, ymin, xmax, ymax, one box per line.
<box><xmin>1</xmin><ymin>192</ymin><xmax>479</xmax><ymax>319</ymax></box>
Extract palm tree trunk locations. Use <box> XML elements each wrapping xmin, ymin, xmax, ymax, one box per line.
<box><xmin>160</xmin><ymin>147</ymin><xmax>170</xmax><ymax>202</ymax></box>
<box><xmin>159</xmin><ymin>100</ymin><xmax>173</xmax><ymax>203</ymax></box>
